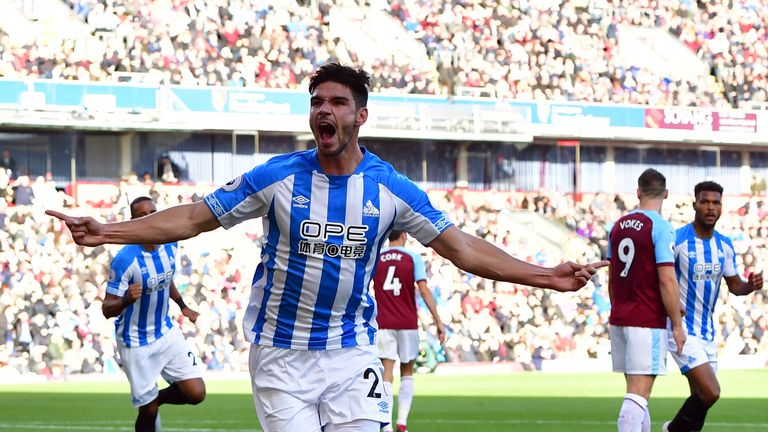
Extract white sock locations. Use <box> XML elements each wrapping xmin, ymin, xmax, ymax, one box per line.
<box><xmin>382</xmin><ymin>381</ymin><xmax>394</xmax><ymax>431</ymax></box>
<box><xmin>642</xmin><ymin>404</ymin><xmax>651</xmax><ymax>432</ymax></box>
<box><xmin>396</xmin><ymin>376</ymin><xmax>414</xmax><ymax>426</ymax></box>
<box><xmin>618</xmin><ymin>393</ymin><xmax>647</xmax><ymax>432</ymax></box>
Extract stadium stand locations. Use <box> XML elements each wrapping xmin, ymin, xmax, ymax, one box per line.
<box><xmin>1</xmin><ymin>1</ymin><xmax>767</xmax><ymax>379</ymax></box>
<box><xmin>0</xmin><ymin>0</ymin><xmax>765</xmax><ymax>107</ymax></box>
<box><xmin>1</xmin><ymin>183</ymin><xmax>765</xmax><ymax>377</ymax></box>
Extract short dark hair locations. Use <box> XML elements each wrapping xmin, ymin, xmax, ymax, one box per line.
<box><xmin>638</xmin><ymin>168</ymin><xmax>667</xmax><ymax>198</ymax></box>
<box><xmin>388</xmin><ymin>230</ymin><xmax>405</xmax><ymax>242</ymax></box>
<box><xmin>694</xmin><ymin>181</ymin><xmax>723</xmax><ymax>199</ymax></box>
<box><xmin>308</xmin><ymin>63</ymin><xmax>370</xmax><ymax>109</ymax></box>
<box><xmin>129</xmin><ymin>196</ymin><xmax>154</xmax><ymax>218</ymax></box>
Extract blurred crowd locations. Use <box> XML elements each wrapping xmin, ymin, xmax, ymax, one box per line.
<box><xmin>1</xmin><ymin>180</ymin><xmax>766</xmax><ymax>379</ymax></box>
<box><xmin>1</xmin><ymin>169</ymin><xmax>74</xmax><ymax>211</ymax></box>
<box><xmin>0</xmin><ymin>0</ymin><xmax>767</xmax><ymax>108</ymax></box>
<box><xmin>0</xmin><ymin>184</ymin><xmax>260</xmax><ymax>379</ymax></box>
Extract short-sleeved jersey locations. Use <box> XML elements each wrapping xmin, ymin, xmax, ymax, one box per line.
<box><xmin>106</xmin><ymin>243</ymin><xmax>178</xmax><ymax>347</ymax></box>
<box><xmin>203</xmin><ymin>147</ymin><xmax>452</xmax><ymax>350</ymax></box>
<box><xmin>674</xmin><ymin>223</ymin><xmax>738</xmax><ymax>341</ymax></box>
<box><xmin>608</xmin><ymin>209</ymin><xmax>675</xmax><ymax>328</ymax></box>
<box><xmin>371</xmin><ymin>246</ymin><xmax>427</xmax><ymax>330</ymax></box>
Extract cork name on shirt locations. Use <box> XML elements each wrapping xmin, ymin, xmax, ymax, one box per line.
<box><xmin>380</xmin><ymin>252</ymin><xmax>402</xmax><ymax>262</ymax></box>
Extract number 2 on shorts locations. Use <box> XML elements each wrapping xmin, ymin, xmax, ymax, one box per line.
<box><xmin>363</xmin><ymin>367</ymin><xmax>382</xmax><ymax>398</ymax></box>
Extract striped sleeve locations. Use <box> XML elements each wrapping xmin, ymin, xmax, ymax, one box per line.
<box><xmin>203</xmin><ymin>154</ymin><xmax>304</xmax><ymax>229</ymax></box>
<box><xmin>388</xmin><ymin>173</ymin><xmax>453</xmax><ymax>245</ymax></box>
<box><xmin>106</xmin><ymin>249</ymin><xmax>134</xmax><ymax>297</ymax></box>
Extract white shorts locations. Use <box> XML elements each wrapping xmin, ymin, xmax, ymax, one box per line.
<box><xmin>610</xmin><ymin>325</ymin><xmax>668</xmax><ymax>375</ymax></box>
<box><xmin>249</xmin><ymin>344</ymin><xmax>390</xmax><ymax>432</ymax></box>
<box><xmin>118</xmin><ymin>326</ymin><xmax>203</xmax><ymax>407</ymax></box>
<box><xmin>376</xmin><ymin>329</ymin><xmax>420</xmax><ymax>363</ymax></box>
<box><xmin>668</xmin><ymin>333</ymin><xmax>718</xmax><ymax>374</ymax></box>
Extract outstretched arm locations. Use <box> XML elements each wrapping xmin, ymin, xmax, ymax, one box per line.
<box><xmin>426</xmin><ymin>226</ymin><xmax>608</xmax><ymax>292</ymax></box>
<box><xmin>47</xmin><ymin>201</ymin><xmax>220</xmax><ymax>247</ymax></box>
<box><xmin>725</xmin><ymin>272</ymin><xmax>763</xmax><ymax>296</ymax></box>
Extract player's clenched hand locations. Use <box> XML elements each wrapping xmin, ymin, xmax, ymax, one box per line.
<box><xmin>181</xmin><ymin>307</ymin><xmax>199</xmax><ymax>323</ymax></box>
<box><xmin>551</xmin><ymin>260</ymin><xmax>609</xmax><ymax>292</ymax></box>
<box><xmin>45</xmin><ymin>210</ymin><xmax>106</xmax><ymax>247</ymax></box>
<box><xmin>749</xmin><ymin>271</ymin><xmax>763</xmax><ymax>292</ymax></box>
<box><xmin>124</xmin><ymin>283</ymin><xmax>143</xmax><ymax>304</ymax></box>
<box><xmin>671</xmin><ymin>324</ymin><xmax>686</xmax><ymax>356</ymax></box>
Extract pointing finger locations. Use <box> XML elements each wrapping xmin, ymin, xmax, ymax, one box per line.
<box><xmin>45</xmin><ymin>210</ymin><xmax>74</xmax><ymax>223</ymax></box>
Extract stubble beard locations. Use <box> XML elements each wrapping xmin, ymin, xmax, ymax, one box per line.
<box><xmin>317</xmin><ymin>132</ymin><xmax>351</xmax><ymax>159</ymax></box>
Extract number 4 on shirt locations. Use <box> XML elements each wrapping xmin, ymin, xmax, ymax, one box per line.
<box><xmin>382</xmin><ymin>266</ymin><xmax>402</xmax><ymax>296</ymax></box>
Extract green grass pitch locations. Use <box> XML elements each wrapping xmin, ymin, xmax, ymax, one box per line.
<box><xmin>0</xmin><ymin>370</ymin><xmax>765</xmax><ymax>431</ymax></box>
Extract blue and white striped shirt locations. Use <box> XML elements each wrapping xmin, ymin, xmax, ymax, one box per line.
<box><xmin>107</xmin><ymin>243</ymin><xmax>177</xmax><ymax>347</ymax></box>
<box><xmin>204</xmin><ymin>147</ymin><xmax>452</xmax><ymax>350</ymax></box>
<box><xmin>673</xmin><ymin>223</ymin><xmax>738</xmax><ymax>341</ymax></box>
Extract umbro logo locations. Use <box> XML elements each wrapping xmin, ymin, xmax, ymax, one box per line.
<box><xmin>293</xmin><ymin>195</ymin><xmax>309</xmax><ymax>208</ymax></box>
<box><xmin>363</xmin><ymin>200</ymin><xmax>380</xmax><ymax>217</ymax></box>
<box><xmin>377</xmin><ymin>401</ymin><xmax>390</xmax><ymax>413</ymax></box>
<box><xmin>435</xmin><ymin>216</ymin><xmax>450</xmax><ymax>230</ymax></box>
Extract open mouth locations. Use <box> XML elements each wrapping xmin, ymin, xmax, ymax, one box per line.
<box><xmin>318</xmin><ymin>122</ymin><xmax>336</xmax><ymax>141</ymax></box>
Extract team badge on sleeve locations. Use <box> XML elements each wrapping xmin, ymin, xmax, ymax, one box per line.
<box><xmin>221</xmin><ymin>175</ymin><xmax>243</xmax><ymax>192</ymax></box>
<box><xmin>109</xmin><ymin>269</ymin><xmax>116</xmax><ymax>283</ymax></box>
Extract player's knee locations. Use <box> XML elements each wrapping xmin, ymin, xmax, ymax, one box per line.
<box><xmin>697</xmin><ymin>381</ymin><xmax>720</xmax><ymax>407</ymax></box>
<box><xmin>701</xmin><ymin>385</ymin><xmax>720</xmax><ymax>407</ymax></box>
<box><xmin>187</xmin><ymin>383</ymin><xmax>206</xmax><ymax>405</ymax></box>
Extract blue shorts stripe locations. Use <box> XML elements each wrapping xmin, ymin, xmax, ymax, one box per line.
<box><xmin>651</xmin><ymin>328</ymin><xmax>661</xmax><ymax>375</ymax></box>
